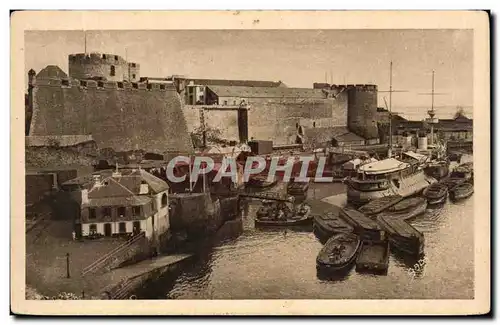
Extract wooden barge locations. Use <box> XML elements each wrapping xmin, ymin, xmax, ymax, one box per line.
<box><xmin>358</xmin><ymin>195</ymin><xmax>404</xmax><ymax>217</ymax></box>
<box><xmin>376</xmin><ymin>215</ymin><xmax>425</xmax><ymax>256</ymax></box>
<box><xmin>355</xmin><ymin>239</ymin><xmax>390</xmax><ymax>274</ymax></box>
<box><xmin>449</xmin><ymin>182</ymin><xmax>474</xmax><ymax>201</ymax></box>
<box><xmin>316</xmin><ymin>232</ymin><xmax>361</xmax><ymax>274</ymax></box>
<box><xmin>382</xmin><ymin>197</ymin><xmax>428</xmax><ymax>221</ymax></box>
<box><xmin>339</xmin><ymin>208</ymin><xmax>384</xmax><ymax>241</ymax></box>
<box><xmin>313</xmin><ymin>211</ymin><xmax>354</xmax><ymax>243</ymax></box>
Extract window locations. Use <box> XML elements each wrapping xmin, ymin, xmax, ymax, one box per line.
<box><xmin>223</xmin><ymin>100</ymin><xmax>228</xmax><ymax>105</ymax></box>
<box><xmin>132</xmin><ymin>74</ymin><xmax>136</xmax><ymax>79</ymax></box>
<box><xmin>118</xmin><ymin>206</ymin><xmax>126</xmax><ymax>217</ymax></box>
<box><xmin>97</xmin><ymin>81</ymin><xmax>104</xmax><ymax>88</ymax></box>
<box><xmin>161</xmin><ymin>193</ymin><xmax>168</xmax><ymax>207</ymax></box>
<box><xmin>233</xmin><ymin>100</ymin><xmax>237</xmax><ymax>105</ymax></box>
<box><xmin>89</xmin><ymin>224</ymin><xmax>97</xmax><ymax>234</ymax></box>
<box><xmin>102</xmin><ymin>54</ymin><xmax>107</xmax><ymax>59</ymax></box>
<box><xmin>132</xmin><ymin>206</ymin><xmax>141</xmax><ymax>216</ymax></box>
<box><xmin>80</xmin><ymin>80</ymin><xmax>87</xmax><ymax>87</ymax></box>
<box><xmin>131</xmin><ymin>63</ymin><xmax>136</xmax><ymax>68</ymax></box>
<box><xmin>117</xmin><ymin>82</ymin><xmax>124</xmax><ymax>89</ymax></box>
<box><xmin>147</xmin><ymin>84</ymin><xmax>152</xmax><ymax>90</ymax></box>
<box><xmin>89</xmin><ymin>208</ymin><xmax>97</xmax><ymax>219</ymax></box>
<box><xmin>103</xmin><ymin>207</ymin><xmax>112</xmax><ymax>218</ymax></box>
<box><xmin>160</xmin><ymin>84</ymin><xmax>166</xmax><ymax>90</ymax></box>
<box><xmin>61</xmin><ymin>79</ymin><xmax>69</xmax><ymax>86</ymax></box>
<box><xmin>119</xmin><ymin>222</ymin><xmax>126</xmax><ymax>233</ymax></box>
<box><xmin>110</xmin><ymin>65</ymin><xmax>116</xmax><ymax>76</ymax></box>
<box><xmin>115</xmin><ymin>55</ymin><xmax>119</xmax><ymax>61</ymax></box>
<box><xmin>313</xmin><ymin>121</ymin><xmax>316</xmax><ymax>128</ymax></box>
<box><xmin>132</xmin><ymin>83</ymin><xmax>138</xmax><ymax>89</ymax></box>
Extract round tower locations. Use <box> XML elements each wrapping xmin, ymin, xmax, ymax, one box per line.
<box><xmin>68</xmin><ymin>53</ymin><xmax>130</xmax><ymax>81</ymax></box>
<box><xmin>346</xmin><ymin>84</ymin><xmax>379</xmax><ymax>140</ymax></box>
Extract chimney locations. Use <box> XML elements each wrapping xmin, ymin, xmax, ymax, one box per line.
<box><xmin>139</xmin><ymin>180</ymin><xmax>149</xmax><ymax>194</ymax></box>
<box><xmin>81</xmin><ymin>189</ymin><xmax>89</xmax><ymax>205</ymax></box>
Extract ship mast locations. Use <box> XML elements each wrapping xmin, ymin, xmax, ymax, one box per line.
<box><xmin>388</xmin><ymin>61</ymin><xmax>393</xmax><ymax>158</ymax></box>
<box><xmin>428</xmin><ymin>70</ymin><xmax>436</xmax><ymax>146</ymax></box>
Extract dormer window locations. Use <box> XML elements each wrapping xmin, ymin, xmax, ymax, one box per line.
<box><xmin>102</xmin><ymin>54</ymin><xmax>107</xmax><ymax>59</ymax></box>
<box><xmin>110</xmin><ymin>65</ymin><xmax>116</xmax><ymax>76</ymax></box>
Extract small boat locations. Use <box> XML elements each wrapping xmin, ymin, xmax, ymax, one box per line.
<box><xmin>355</xmin><ymin>239</ymin><xmax>390</xmax><ymax>274</ymax></box>
<box><xmin>377</xmin><ymin>215</ymin><xmax>425</xmax><ymax>256</ymax></box>
<box><xmin>422</xmin><ymin>183</ymin><xmax>448</xmax><ymax>205</ymax></box>
<box><xmin>424</xmin><ymin>160</ymin><xmax>450</xmax><ymax>180</ymax></box>
<box><xmin>246</xmin><ymin>175</ymin><xmax>277</xmax><ymax>189</ymax></box>
<box><xmin>439</xmin><ymin>177</ymin><xmax>466</xmax><ymax>191</ymax></box>
<box><xmin>382</xmin><ymin>197</ymin><xmax>428</xmax><ymax>221</ymax></box>
<box><xmin>339</xmin><ymin>208</ymin><xmax>383</xmax><ymax>241</ymax></box>
<box><xmin>449</xmin><ymin>164</ymin><xmax>473</xmax><ymax>183</ymax></box>
<box><xmin>449</xmin><ymin>182</ymin><xmax>474</xmax><ymax>201</ymax></box>
<box><xmin>313</xmin><ymin>211</ymin><xmax>354</xmax><ymax>243</ymax></box>
<box><xmin>316</xmin><ymin>232</ymin><xmax>361</xmax><ymax>273</ymax></box>
<box><xmin>255</xmin><ymin>203</ymin><xmax>312</xmax><ymax>227</ymax></box>
<box><xmin>358</xmin><ymin>195</ymin><xmax>404</xmax><ymax>217</ymax></box>
<box><xmin>287</xmin><ymin>179</ymin><xmax>310</xmax><ymax>196</ymax></box>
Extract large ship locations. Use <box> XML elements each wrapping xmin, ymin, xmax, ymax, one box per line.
<box><xmin>346</xmin><ymin>154</ymin><xmax>437</xmax><ymax>206</ymax></box>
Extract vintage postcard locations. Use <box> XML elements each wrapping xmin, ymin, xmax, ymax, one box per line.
<box><xmin>11</xmin><ymin>11</ymin><xmax>490</xmax><ymax>315</ymax></box>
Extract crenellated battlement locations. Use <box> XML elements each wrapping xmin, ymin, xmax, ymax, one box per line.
<box><xmin>331</xmin><ymin>84</ymin><xmax>378</xmax><ymax>92</ymax></box>
<box><xmin>69</xmin><ymin>53</ymin><xmax>127</xmax><ymax>65</ymax></box>
<box><xmin>32</xmin><ymin>77</ymin><xmax>174</xmax><ymax>92</ymax></box>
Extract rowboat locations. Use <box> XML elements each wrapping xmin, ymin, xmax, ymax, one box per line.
<box><xmin>377</xmin><ymin>215</ymin><xmax>425</xmax><ymax>256</ymax></box>
<box><xmin>355</xmin><ymin>239</ymin><xmax>390</xmax><ymax>274</ymax></box>
<box><xmin>382</xmin><ymin>197</ymin><xmax>428</xmax><ymax>221</ymax></box>
<box><xmin>313</xmin><ymin>211</ymin><xmax>354</xmax><ymax>243</ymax></box>
<box><xmin>358</xmin><ymin>195</ymin><xmax>403</xmax><ymax>217</ymax></box>
<box><xmin>449</xmin><ymin>182</ymin><xmax>474</xmax><ymax>201</ymax></box>
<box><xmin>255</xmin><ymin>203</ymin><xmax>312</xmax><ymax>227</ymax></box>
<box><xmin>422</xmin><ymin>183</ymin><xmax>448</xmax><ymax>205</ymax></box>
<box><xmin>316</xmin><ymin>232</ymin><xmax>361</xmax><ymax>273</ymax></box>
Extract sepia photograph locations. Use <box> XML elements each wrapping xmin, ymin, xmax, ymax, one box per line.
<box><xmin>11</xmin><ymin>10</ymin><xmax>490</xmax><ymax>315</ymax></box>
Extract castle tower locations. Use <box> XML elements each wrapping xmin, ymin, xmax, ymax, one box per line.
<box><xmin>346</xmin><ymin>84</ymin><xmax>379</xmax><ymax>141</ymax></box>
<box><xmin>68</xmin><ymin>53</ymin><xmax>140</xmax><ymax>82</ymax></box>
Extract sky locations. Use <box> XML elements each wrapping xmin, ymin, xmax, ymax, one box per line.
<box><xmin>25</xmin><ymin>29</ymin><xmax>473</xmax><ymax>119</ymax></box>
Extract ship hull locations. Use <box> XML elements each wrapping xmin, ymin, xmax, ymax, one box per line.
<box><xmin>347</xmin><ymin>171</ymin><xmax>436</xmax><ymax>206</ymax></box>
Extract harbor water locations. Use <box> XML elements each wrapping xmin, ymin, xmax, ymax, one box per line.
<box><xmin>139</xmin><ymin>158</ymin><xmax>474</xmax><ymax>300</ymax></box>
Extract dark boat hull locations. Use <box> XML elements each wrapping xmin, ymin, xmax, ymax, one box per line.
<box><xmin>355</xmin><ymin>240</ymin><xmax>390</xmax><ymax>274</ymax></box>
<box><xmin>450</xmin><ymin>186</ymin><xmax>474</xmax><ymax>201</ymax></box>
<box><xmin>316</xmin><ymin>233</ymin><xmax>361</xmax><ymax>273</ymax></box>
<box><xmin>255</xmin><ymin>211</ymin><xmax>312</xmax><ymax>227</ymax></box>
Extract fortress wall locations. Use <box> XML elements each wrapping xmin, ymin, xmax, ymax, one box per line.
<box><xmin>30</xmin><ymin>79</ymin><xmax>194</xmax><ymax>155</ymax></box>
<box><xmin>247</xmin><ymin>96</ymin><xmax>348</xmax><ymax>145</ymax></box>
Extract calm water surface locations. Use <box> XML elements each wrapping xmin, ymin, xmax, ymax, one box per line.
<box><xmin>144</xmin><ymin>158</ymin><xmax>475</xmax><ymax>300</ymax></box>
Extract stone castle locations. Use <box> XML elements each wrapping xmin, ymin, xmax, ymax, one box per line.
<box><xmin>26</xmin><ymin>51</ymin><xmax>383</xmax><ymax>156</ymax></box>
<box><xmin>27</xmin><ymin>52</ymin><xmax>194</xmax><ymax>157</ymax></box>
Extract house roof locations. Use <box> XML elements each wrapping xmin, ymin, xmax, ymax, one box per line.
<box><xmin>26</xmin><ymin>135</ymin><xmax>95</xmax><ymax>147</ymax></box>
<box><xmin>189</xmin><ymin>78</ymin><xmax>285</xmax><ymax>88</ymax></box>
<box><xmin>63</xmin><ymin>168</ymin><xmax>169</xmax><ymax>196</ymax></box>
<box><xmin>84</xmin><ymin>196</ymin><xmax>152</xmax><ymax>208</ymax></box>
<box><xmin>36</xmin><ymin>65</ymin><xmax>68</xmax><ymax>79</ymax></box>
<box><xmin>206</xmin><ymin>85</ymin><xmax>326</xmax><ymax>99</ymax></box>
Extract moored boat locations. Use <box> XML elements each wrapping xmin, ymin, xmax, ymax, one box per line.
<box><xmin>313</xmin><ymin>211</ymin><xmax>354</xmax><ymax>243</ymax></box>
<box><xmin>449</xmin><ymin>182</ymin><xmax>474</xmax><ymax>201</ymax></box>
<box><xmin>316</xmin><ymin>232</ymin><xmax>361</xmax><ymax>273</ymax></box>
<box><xmin>424</xmin><ymin>160</ymin><xmax>450</xmax><ymax>180</ymax></box>
<box><xmin>346</xmin><ymin>156</ymin><xmax>436</xmax><ymax>206</ymax></box>
<box><xmin>355</xmin><ymin>239</ymin><xmax>390</xmax><ymax>274</ymax></box>
<box><xmin>376</xmin><ymin>215</ymin><xmax>425</xmax><ymax>256</ymax></box>
<box><xmin>439</xmin><ymin>177</ymin><xmax>466</xmax><ymax>191</ymax></box>
<box><xmin>246</xmin><ymin>175</ymin><xmax>278</xmax><ymax>189</ymax></box>
<box><xmin>382</xmin><ymin>197</ymin><xmax>428</xmax><ymax>221</ymax></box>
<box><xmin>358</xmin><ymin>195</ymin><xmax>404</xmax><ymax>217</ymax></box>
<box><xmin>340</xmin><ymin>208</ymin><xmax>383</xmax><ymax>241</ymax></box>
<box><xmin>255</xmin><ymin>203</ymin><xmax>312</xmax><ymax>227</ymax></box>
<box><xmin>286</xmin><ymin>179</ymin><xmax>310</xmax><ymax>196</ymax></box>
<box><xmin>422</xmin><ymin>183</ymin><xmax>448</xmax><ymax>205</ymax></box>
